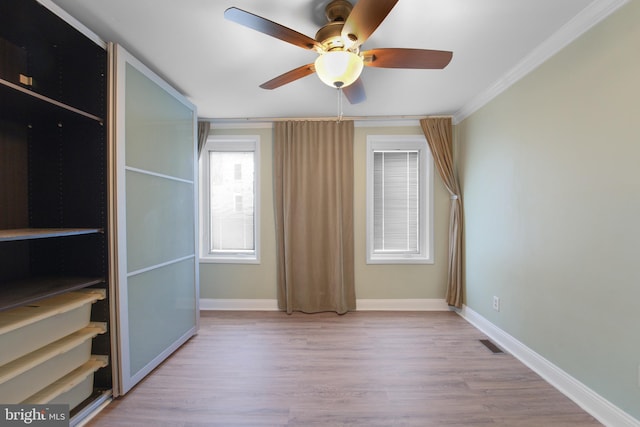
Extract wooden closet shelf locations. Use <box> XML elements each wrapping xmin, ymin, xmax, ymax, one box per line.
<box><xmin>0</xmin><ymin>228</ymin><xmax>103</xmax><ymax>242</ymax></box>
<box><xmin>0</xmin><ymin>276</ymin><xmax>106</xmax><ymax>313</ymax></box>
<box><xmin>0</xmin><ymin>79</ymin><xmax>104</xmax><ymax>124</ymax></box>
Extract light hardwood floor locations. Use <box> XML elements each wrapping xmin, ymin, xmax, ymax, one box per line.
<box><xmin>86</xmin><ymin>311</ymin><xmax>601</xmax><ymax>426</ymax></box>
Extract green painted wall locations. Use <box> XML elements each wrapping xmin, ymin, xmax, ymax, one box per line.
<box><xmin>456</xmin><ymin>1</ymin><xmax>640</xmax><ymax>420</ymax></box>
<box><xmin>199</xmin><ymin>124</ymin><xmax>450</xmax><ymax>301</ymax></box>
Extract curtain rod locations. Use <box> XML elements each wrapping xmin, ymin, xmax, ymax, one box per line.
<box><xmin>202</xmin><ymin>115</ymin><xmax>452</xmax><ymax>124</ymax></box>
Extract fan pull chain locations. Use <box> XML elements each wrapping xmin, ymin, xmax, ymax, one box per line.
<box><xmin>336</xmin><ymin>87</ymin><xmax>344</xmax><ymax>123</ymax></box>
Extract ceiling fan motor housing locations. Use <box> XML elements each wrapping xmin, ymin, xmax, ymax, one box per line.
<box><xmin>316</xmin><ymin>0</ymin><xmax>356</xmax><ymax>51</ymax></box>
<box><xmin>324</xmin><ymin>0</ymin><xmax>353</xmax><ymax>22</ymax></box>
<box><xmin>316</xmin><ymin>22</ymin><xmax>346</xmax><ymax>51</ymax></box>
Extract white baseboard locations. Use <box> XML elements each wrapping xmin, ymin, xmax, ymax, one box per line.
<box><xmin>356</xmin><ymin>299</ymin><xmax>449</xmax><ymax>311</ymax></box>
<box><xmin>200</xmin><ymin>298</ymin><xmax>279</xmax><ymax>311</ymax></box>
<box><xmin>458</xmin><ymin>305</ymin><xmax>640</xmax><ymax>427</ymax></box>
<box><xmin>199</xmin><ymin>298</ymin><xmax>449</xmax><ymax>312</ymax></box>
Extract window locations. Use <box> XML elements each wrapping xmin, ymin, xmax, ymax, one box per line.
<box><xmin>366</xmin><ymin>135</ymin><xmax>433</xmax><ymax>264</ymax></box>
<box><xmin>200</xmin><ymin>136</ymin><xmax>260</xmax><ymax>263</ymax></box>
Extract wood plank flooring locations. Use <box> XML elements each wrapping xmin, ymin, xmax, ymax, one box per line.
<box><xmin>86</xmin><ymin>311</ymin><xmax>601</xmax><ymax>426</ymax></box>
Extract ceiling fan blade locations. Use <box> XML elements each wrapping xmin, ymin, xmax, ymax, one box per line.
<box><xmin>259</xmin><ymin>63</ymin><xmax>316</xmax><ymax>90</ymax></box>
<box><xmin>343</xmin><ymin>78</ymin><xmax>366</xmax><ymax>104</ymax></box>
<box><xmin>224</xmin><ymin>7</ymin><xmax>321</xmax><ymax>51</ymax></box>
<box><xmin>341</xmin><ymin>0</ymin><xmax>399</xmax><ymax>48</ymax></box>
<box><xmin>362</xmin><ymin>48</ymin><xmax>453</xmax><ymax>69</ymax></box>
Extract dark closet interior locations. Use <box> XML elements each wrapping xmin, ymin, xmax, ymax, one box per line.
<box><xmin>1</xmin><ymin>0</ymin><xmax>112</xmax><ymax>418</ymax></box>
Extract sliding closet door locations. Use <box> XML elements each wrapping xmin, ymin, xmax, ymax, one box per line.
<box><xmin>109</xmin><ymin>44</ymin><xmax>199</xmax><ymax>395</ymax></box>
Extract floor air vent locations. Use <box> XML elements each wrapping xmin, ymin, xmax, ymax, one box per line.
<box><xmin>480</xmin><ymin>339</ymin><xmax>504</xmax><ymax>354</ymax></box>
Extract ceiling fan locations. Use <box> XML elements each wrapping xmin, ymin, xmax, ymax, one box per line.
<box><xmin>224</xmin><ymin>0</ymin><xmax>453</xmax><ymax>104</ymax></box>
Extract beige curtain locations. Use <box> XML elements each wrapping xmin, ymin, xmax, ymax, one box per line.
<box><xmin>197</xmin><ymin>120</ymin><xmax>210</xmax><ymax>157</ymax></box>
<box><xmin>273</xmin><ymin>120</ymin><xmax>355</xmax><ymax>314</ymax></box>
<box><xmin>420</xmin><ymin>117</ymin><xmax>464</xmax><ymax>308</ymax></box>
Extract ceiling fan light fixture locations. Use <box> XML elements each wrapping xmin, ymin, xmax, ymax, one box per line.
<box><xmin>314</xmin><ymin>50</ymin><xmax>363</xmax><ymax>88</ymax></box>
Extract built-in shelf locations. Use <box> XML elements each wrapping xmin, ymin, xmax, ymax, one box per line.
<box><xmin>0</xmin><ymin>78</ymin><xmax>104</xmax><ymax>124</ymax></box>
<box><xmin>1</xmin><ymin>0</ymin><xmax>110</xmax><ymax>417</ymax></box>
<box><xmin>0</xmin><ymin>228</ymin><xmax>102</xmax><ymax>242</ymax></box>
<box><xmin>0</xmin><ymin>277</ymin><xmax>105</xmax><ymax>312</ymax></box>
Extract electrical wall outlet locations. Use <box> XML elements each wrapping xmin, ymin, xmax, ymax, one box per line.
<box><xmin>492</xmin><ymin>296</ymin><xmax>500</xmax><ymax>312</ymax></box>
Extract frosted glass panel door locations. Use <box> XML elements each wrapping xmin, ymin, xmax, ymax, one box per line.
<box><xmin>110</xmin><ymin>44</ymin><xmax>198</xmax><ymax>395</ymax></box>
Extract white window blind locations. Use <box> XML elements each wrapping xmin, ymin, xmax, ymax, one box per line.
<box><xmin>373</xmin><ymin>150</ymin><xmax>419</xmax><ymax>253</ymax></box>
<box><xmin>366</xmin><ymin>135</ymin><xmax>433</xmax><ymax>264</ymax></box>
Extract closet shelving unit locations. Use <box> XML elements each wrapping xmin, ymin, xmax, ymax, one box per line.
<box><xmin>1</xmin><ymin>0</ymin><xmax>112</xmax><ymax>420</ymax></box>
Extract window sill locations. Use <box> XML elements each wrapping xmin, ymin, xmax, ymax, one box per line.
<box><xmin>366</xmin><ymin>256</ymin><xmax>434</xmax><ymax>265</ymax></box>
<box><xmin>199</xmin><ymin>256</ymin><xmax>260</xmax><ymax>265</ymax></box>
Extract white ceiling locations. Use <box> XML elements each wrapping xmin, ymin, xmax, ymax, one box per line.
<box><xmin>50</xmin><ymin>0</ymin><xmax>614</xmax><ymax>121</ymax></box>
